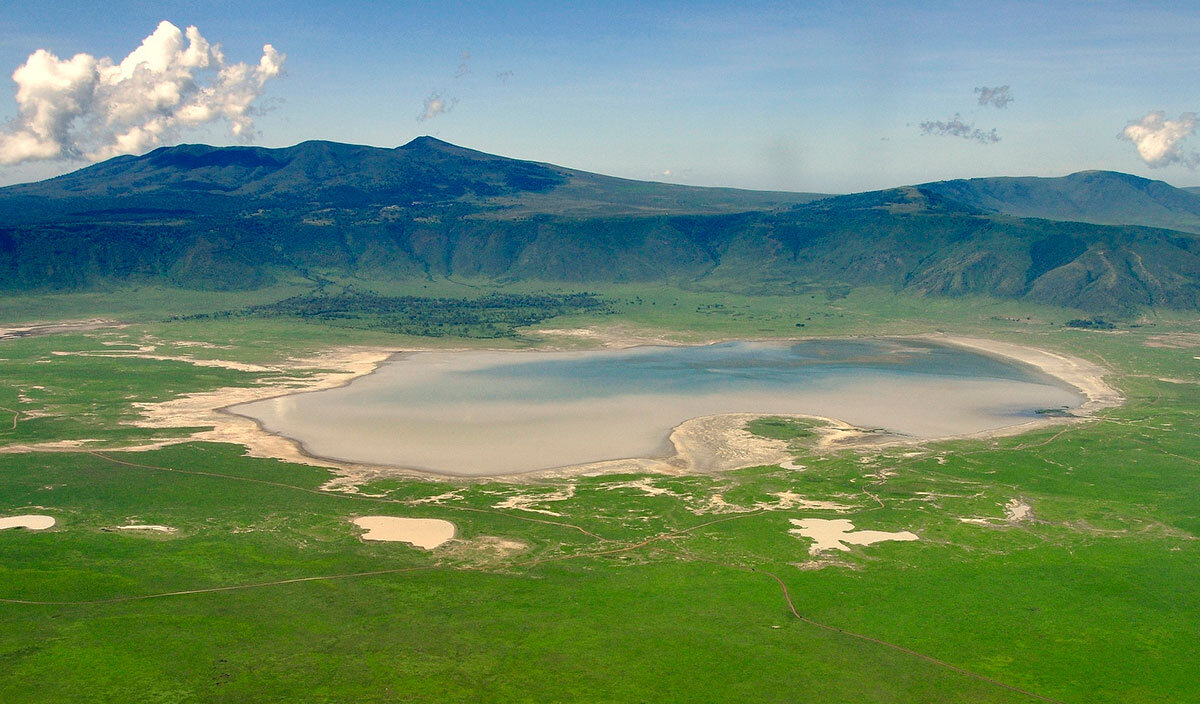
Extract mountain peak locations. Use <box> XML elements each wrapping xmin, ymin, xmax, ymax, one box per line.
<box><xmin>0</xmin><ymin>135</ymin><xmax>573</xmax><ymax>203</ymax></box>
<box><xmin>397</xmin><ymin>135</ymin><xmax>499</xmax><ymax>162</ymax></box>
<box><xmin>401</xmin><ymin>135</ymin><xmax>455</xmax><ymax>150</ymax></box>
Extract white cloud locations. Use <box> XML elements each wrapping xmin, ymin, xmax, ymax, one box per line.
<box><xmin>918</xmin><ymin>114</ymin><xmax>1000</xmax><ymax>144</ymax></box>
<box><xmin>975</xmin><ymin>85</ymin><xmax>1013</xmax><ymax>109</ymax></box>
<box><xmin>418</xmin><ymin>91</ymin><xmax>456</xmax><ymax>122</ymax></box>
<box><xmin>0</xmin><ymin>21</ymin><xmax>284</xmax><ymax>165</ymax></box>
<box><xmin>1118</xmin><ymin>110</ymin><xmax>1198</xmax><ymax>168</ymax></box>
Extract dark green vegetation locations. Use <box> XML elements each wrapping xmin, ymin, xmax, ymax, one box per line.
<box><xmin>0</xmin><ymin>291</ymin><xmax>1198</xmax><ymax>702</ymax></box>
<box><xmin>3</xmin><ymin>138</ymin><xmax>1199</xmax><ymax>312</ymax></box>
<box><xmin>746</xmin><ymin>415</ymin><xmax>821</xmax><ymax>443</ymax></box>
<box><xmin>183</xmin><ymin>290</ymin><xmax>610</xmax><ymax>338</ymax></box>
<box><xmin>1066</xmin><ymin>317</ymin><xmax>1116</xmax><ymax>330</ymax></box>
<box><xmin>921</xmin><ymin>170</ymin><xmax>1200</xmax><ymax>233</ymax></box>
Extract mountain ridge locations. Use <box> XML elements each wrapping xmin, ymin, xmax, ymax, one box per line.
<box><xmin>1</xmin><ymin>138</ymin><xmax>1198</xmax><ymax>313</ymax></box>
<box><xmin>1</xmin><ymin>137</ymin><xmax>824</xmax><ymax>218</ymax></box>
<box><xmin>918</xmin><ymin>170</ymin><xmax>1200</xmax><ymax>233</ymax></box>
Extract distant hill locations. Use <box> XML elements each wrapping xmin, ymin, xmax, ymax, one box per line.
<box><xmin>920</xmin><ymin>171</ymin><xmax>1200</xmax><ymax>233</ymax></box>
<box><xmin>0</xmin><ymin>137</ymin><xmax>822</xmax><ymax>221</ymax></box>
<box><xmin>770</xmin><ymin>187</ymin><xmax>1200</xmax><ymax>313</ymax></box>
<box><xmin>1</xmin><ymin>138</ymin><xmax>1198</xmax><ymax>313</ymax></box>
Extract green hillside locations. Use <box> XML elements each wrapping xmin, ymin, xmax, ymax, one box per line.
<box><xmin>2</xmin><ymin>138</ymin><xmax>1199</xmax><ymax>313</ymax></box>
<box><xmin>920</xmin><ymin>171</ymin><xmax>1200</xmax><ymax>233</ymax></box>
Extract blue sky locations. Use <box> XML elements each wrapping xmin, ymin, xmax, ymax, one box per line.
<box><xmin>2</xmin><ymin>0</ymin><xmax>1198</xmax><ymax>192</ymax></box>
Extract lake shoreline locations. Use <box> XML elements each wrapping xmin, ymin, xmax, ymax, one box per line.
<box><xmin>7</xmin><ymin>331</ymin><xmax>1122</xmax><ymax>485</ymax></box>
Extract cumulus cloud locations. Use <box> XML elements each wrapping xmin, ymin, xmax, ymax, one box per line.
<box><xmin>1119</xmin><ymin>110</ymin><xmax>1198</xmax><ymax>168</ymax></box>
<box><xmin>975</xmin><ymin>85</ymin><xmax>1013</xmax><ymax>109</ymax></box>
<box><xmin>418</xmin><ymin>92</ymin><xmax>456</xmax><ymax>122</ymax></box>
<box><xmin>918</xmin><ymin>114</ymin><xmax>1000</xmax><ymax>144</ymax></box>
<box><xmin>0</xmin><ymin>21</ymin><xmax>283</xmax><ymax>165</ymax></box>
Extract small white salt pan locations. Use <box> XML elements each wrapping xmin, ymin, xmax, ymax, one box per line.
<box><xmin>0</xmin><ymin>515</ymin><xmax>56</xmax><ymax>531</ymax></box>
<box><xmin>117</xmin><ymin>525</ymin><xmax>176</xmax><ymax>533</ymax></box>
<box><xmin>601</xmin><ymin>479</ymin><xmax>679</xmax><ymax>498</ymax></box>
<box><xmin>1004</xmin><ymin>499</ymin><xmax>1032</xmax><ymax>522</ymax></box>
<box><xmin>493</xmin><ymin>485</ymin><xmax>575</xmax><ymax>516</ymax></box>
<box><xmin>352</xmin><ymin>516</ymin><xmax>456</xmax><ymax>549</ymax></box>
<box><xmin>789</xmin><ymin>518</ymin><xmax>917</xmax><ymax>555</ymax></box>
<box><xmin>765</xmin><ymin>492</ymin><xmax>851</xmax><ymax>512</ymax></box>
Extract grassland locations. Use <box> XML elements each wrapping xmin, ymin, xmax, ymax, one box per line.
<box><xmin>0</xmin><ymin>283</ymin><xmax>1197</xmax><ymax>702</ymax></box>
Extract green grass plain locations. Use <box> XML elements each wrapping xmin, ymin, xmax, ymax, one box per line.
<box><xmin>0</xmin><ymin>283</ymin><xmax>1197</xmax><ymax>702</ymax></box>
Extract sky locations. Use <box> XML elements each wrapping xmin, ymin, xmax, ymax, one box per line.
<box><xmin>1</xmin><ymin>0</ymin><xmax>1199</xmax><ymax>193</ymax></box>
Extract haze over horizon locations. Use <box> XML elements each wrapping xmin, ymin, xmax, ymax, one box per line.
<box><xmin>2</xmin><ymin>1</ymin><xmax>1199</xmax><ymax>193</ymax></box>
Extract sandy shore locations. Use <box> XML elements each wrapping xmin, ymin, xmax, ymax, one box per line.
<box><xmin>0</xmin><ymin>319</ymin><xmax>120</xmax><ymax>341</ymax></box>
<box><xmin>8</xmin><ymin>329</ymin><xmax>1123</xmax><ymax>485</ymax></box>
<box><xmin>130</xmin><ymin>346</ymin><xmax>402</xmax><ymax>474</ymax></box>
<box><xmin>911</xmin><ymin>333</ymin><xmax>1123</xmax><ymax>439</ymax></box>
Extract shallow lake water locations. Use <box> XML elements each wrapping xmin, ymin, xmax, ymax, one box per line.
<box><xmin>230</xmin><ymin>339</ymin><xmax>1082</xmax><ymax>476</ymax></box>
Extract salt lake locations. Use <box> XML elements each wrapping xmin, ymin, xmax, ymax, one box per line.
<box><xmin>230</xmin><ymin>339</ymin><xmax>1082</xmax><ymax>476</ymax></box>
